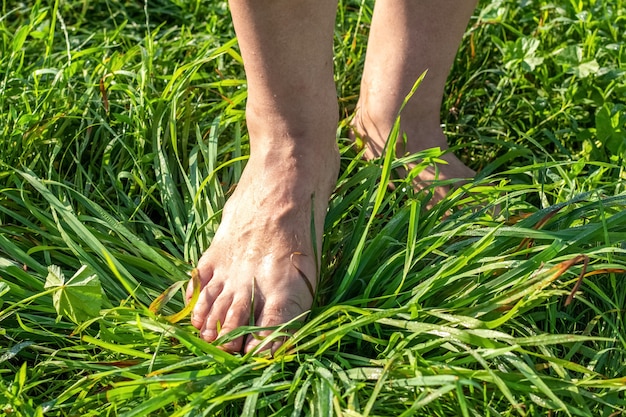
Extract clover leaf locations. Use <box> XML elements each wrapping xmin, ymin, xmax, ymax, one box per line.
<box><xmin>44</xmin><ymin>265</ymin><xmax>102</xmax><ymax>324</ymax></box>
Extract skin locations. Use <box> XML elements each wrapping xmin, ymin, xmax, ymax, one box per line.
<box><xmin>187</xmin><ymin>0</ymin><xmax>340</xmax><ymax>354</ymax></box>
<box><xmin>352</xmin><ymin>0</ymin><xmax>479</xmax><ymax>204</ymax></box>
<box><xmin>188</xmin><ymin>0</ymin><xmax>478</xmax><ymax>354</ymax></box>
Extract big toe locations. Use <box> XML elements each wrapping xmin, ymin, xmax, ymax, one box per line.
<box><xmin>185</xmin><ymin>266</ymin><xmax>212</xmax><ymax>304</ymax></box>
<box><xmin>190</xmin><ymin>277</ymin><xmax>223</xmax><ymax>330</ymax></box>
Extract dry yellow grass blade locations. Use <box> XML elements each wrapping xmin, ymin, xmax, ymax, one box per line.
<box><xmin>149</xmin><ymin>269</ymin><xmax>201</xmax><ymax>324</ymax></box>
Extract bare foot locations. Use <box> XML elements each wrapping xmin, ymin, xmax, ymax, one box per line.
<box><xmin>350</xmin><ymin>110</ymin><xmax>476</xmax><ymax>208</ymax></box>
<box><xmin>406</xmin><ymin>151</ymin><xmax>477</xmax><ymax>206</ymax></box>
<box><xmin>187</xmin><ymin>144</ymin><xmax>339</xmax><ymax>354</ymax></box>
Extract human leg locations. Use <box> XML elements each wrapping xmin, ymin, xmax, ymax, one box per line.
<box><xmin>352</xmin><ymin>0</ymin><xmax>478</xmax><ymax>204</ymax></box>
<box><xmin>187</xmin><ymin>0</ymin><xmax>340</xmax><ymax>354</ymax></box>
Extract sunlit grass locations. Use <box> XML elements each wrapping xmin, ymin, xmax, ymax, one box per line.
<box><xmin>1</xmin><ymin>0</ymin><xmax>625</xmax><ymax>415</ymax></box>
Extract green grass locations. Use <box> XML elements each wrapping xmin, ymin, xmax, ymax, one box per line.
<box><xmin>1</xmin><ymin>0</ymin><xmax>625</xmax><ymax>415</ymax></box>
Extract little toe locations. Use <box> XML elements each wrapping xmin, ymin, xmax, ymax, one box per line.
<box><xmin>244</xmin><ymin>305</ymin><xmax>300</xmax><ymax>354</ymax></box>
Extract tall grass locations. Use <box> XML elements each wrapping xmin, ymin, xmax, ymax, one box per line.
<box><xmin>1</xmin><ymin>0</ymin><xmax>625</xmax><ymax>415</ymax></box>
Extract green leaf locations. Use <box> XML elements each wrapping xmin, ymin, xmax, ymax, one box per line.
<box><xmin>553</xmin><ymin>45</ymin><xmax>582</xmax><ymax>68</ymax></box>
<box><xmin>596</xmin><ymin>104</ymin><xmax>626</xmax><ymax>155</ymax></box>
<box><xmin>44</xmin><ymin>265</ymin><xmax>103</xmax><ymax>323</ymax></box>
<box><xmin>574</xmin><ymin>59</ymin><xmax>599</xmax><ymax>79</ymax></box>
<box><xmin>0</xmin><ymin>281</ymin><xmax>9</xmax><ymax>309</ymax></box>
<box><xmin>12</xmin><ymin>26</ymin><xmax>30</xmax><ymax>52</ymax></box>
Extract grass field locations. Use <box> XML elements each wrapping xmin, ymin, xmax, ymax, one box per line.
<box><xmin>1</xmin><ymin>0</ymin><xmax>625</xmax><ymax>415</ymax></box>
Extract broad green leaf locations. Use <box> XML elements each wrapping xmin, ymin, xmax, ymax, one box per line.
<box><xmin>44</xmin><ymin>265</ymin><xmax>102</xmax><ymax>323</ymax></box>
<box><xmin>574</xmin><ymin>59</ymin><xmax>599</xmax><ymax>79</ymax></box>
<box><xmin>553</xmin><ymin>45</ymin><xmax>582</xmax><ymax>67</ymax></box>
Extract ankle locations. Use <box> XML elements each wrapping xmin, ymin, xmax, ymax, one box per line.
<box><xmin>352</xmin><ymin>96</ymin><xmax>455</xmax><ymax>157</ymax></box>
<box><xmin>243</xmin><ymin>96</ymin><xmax>339</xmax><ymax>175</ymax></box>
<box><xmin>246</xmin><ymin>90</ymin><xmax>338</xmax><ymax>139</ymax></box>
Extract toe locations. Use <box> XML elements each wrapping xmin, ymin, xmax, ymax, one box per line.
<box><xmin>244</xmin><ymin>303</ymin><xmax>299</xmax><ymax>354</ymax></box>
<box><xmin>186</xmin><ymin>265</ymin><xmax>213</xmax><ymax>304</ymax></box>
<box><xmin>216</xmin><ymin>296</ymin><xmax>253</xmax><ymax>353</ymax></box>
<box><xmin>191</xmin><ymin>281</ymin><xmax>224</xmax><ymax>331</ymax></box>
<box><xmin>199</xmin><ymin>292</ymin><xmax>232</xmax><ymax>343</ymax></box>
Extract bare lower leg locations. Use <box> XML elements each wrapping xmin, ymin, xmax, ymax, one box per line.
<box><xmin>352</xmin><ymin>0</ymin><xmax>478</xmax><ymax>203</ymax></box>
<box><xmin>188</xmin><ymin>0</ymin><xmax>339</xmax><ymax>354</ymax></box>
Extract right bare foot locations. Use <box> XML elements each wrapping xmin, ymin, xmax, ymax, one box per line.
<box><xmin>187</xmin><ymin>142</ymin><xmax>339</xmax><ymax>354</ymax></box>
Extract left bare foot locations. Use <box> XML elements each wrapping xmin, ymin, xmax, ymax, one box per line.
<box><xmin>350</xmin><ymin>110</ymin><xmax>476</xmax><ymax>207</ymax></box>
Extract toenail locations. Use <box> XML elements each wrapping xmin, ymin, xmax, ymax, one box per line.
<box><xmin>201</xmin><ymin>329</ymin><xmax>217</xmax><ymax>341</ymax></box>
